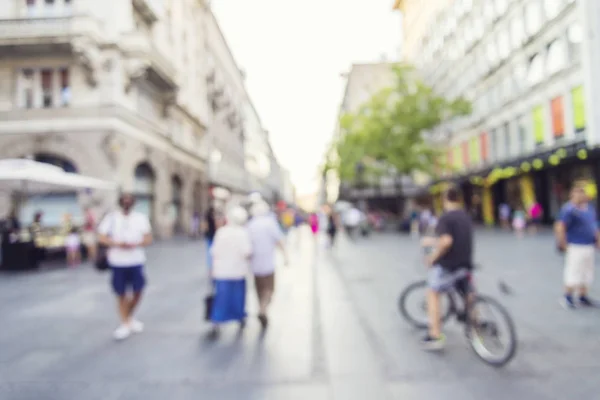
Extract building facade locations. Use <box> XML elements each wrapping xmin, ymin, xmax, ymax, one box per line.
<box><xmin>0</xmin><ymin>0</ymin><xmax>281</xmax><ymax>235</ymax></box>
<box><xmin>204</xmin><ymin>7</ymin><xmax>282</xmax><ymax>207</ymax></box>
<box><xmin>399</xmin><ymin>0</ymin><xmax>598</xmax><ymax>224</ymax></box>
<box><xmin>204</xmin><ymin>6</ymin><xmax>249</xmax><ymax>206</ymax></box>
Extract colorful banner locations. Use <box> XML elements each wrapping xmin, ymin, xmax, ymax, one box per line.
<box><xmin>572</xmin><ymin>86</ymin><xmax>585</xmax><ymax>132</ymax></box>
<box><xmin>462</xmin><ymin>141</ymin><xmax>470</xmax><ymax>167</ymax></box>
<box><xmin>519</xmin><ymin>174</ymin><xmax>536</xmax><ymax>209</ymax></box>
<box><xmin>551</xmin><ymin>96</ymin><xmax>564</xmax><ymax>137</ymax></box>
<box><xmin>482</xmin><ymin>186</ymin><xmax>495</xmax><ymax>225</ymax></box>
<box><xmin>453</xmin><ymin>146</ymin><xmax>462</xmax><ymax>170</ymax></box>
<box><xmin>532</xmin><ymin>105</ymin><xmax>545</xmax><ymax>145</ymax></box>
<box><xmin>446</xmin><ymin>148</ymin><xmax>453</xmax><ymax>173</ymax></box>
<box><xmin>480</xmin><ymin>133</ymin><xmax>488</xmax><ymax>161</ymax></box>
<box><xmin>470</xmin><ymin>137</ymin><xmax>480</xmax><ymax>164</ymax></box>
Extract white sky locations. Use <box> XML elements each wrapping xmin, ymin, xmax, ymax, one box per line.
<box><xmin>212</xmin><ymin>0</ymin><xmax>402</xmax><ymax>196</ymax></box>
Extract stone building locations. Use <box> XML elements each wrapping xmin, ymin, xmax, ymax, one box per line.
<box><xmin>395</xmin><ymin>0</ymin><xmax>600</xmax><ymax>224</ymax></box>
<box><xmin>0</xmin><ymin>0</ymin><xmax>270</xmax><ymax>237</ymax></box>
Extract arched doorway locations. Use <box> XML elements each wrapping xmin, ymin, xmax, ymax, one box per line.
<box><xmin>133</xmin><ymin>162</ymin><xmax>155</xmax><ymax>223</ymax></box>
<box><xmin>193</xmin><ymin>180</ymin><xmax>203</xmax><ymax>215</ymax></box>
<box><xmin>19</xmin><ymin>153</ymin><xmax>81</xmax><ymax>227</ymax></box>
<box><xmin>171</xmin><ymin>175</ymin><xmax>183</xmax><ymax>233</ymax></box>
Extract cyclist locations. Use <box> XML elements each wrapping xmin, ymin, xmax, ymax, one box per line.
<box><xmin>422</xmin><ymin>187</ymin><xmax>474</xmax><ymax>350</ymax></box>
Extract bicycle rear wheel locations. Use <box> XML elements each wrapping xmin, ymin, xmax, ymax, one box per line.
<box><xmin>398</xmin><ymin>280</ymin><xmax>453</xmax><ymax>329</ymax></box>
<box><xmin>466</xmin><ymin>295</ymin><xmax>517</xmax><ymax>367</ymax></box>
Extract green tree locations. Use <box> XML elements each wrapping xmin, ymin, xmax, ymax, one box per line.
<box><xmin>327</xmin><ymin>64</ymin><xmax>471</xmax><ymax>190</ymax></box>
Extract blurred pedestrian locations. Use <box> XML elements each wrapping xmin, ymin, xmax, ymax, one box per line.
<box><xmin>326</xmin><ymin>207</ymin><xmax>340</xmax><ymax>248</ymax></box>
<box><xmin>555</xmin><ymin>184</ymin><xmax>599</xmax><ymax>309</ymax></box>
<box><xmin>190</xmin><ymin>211</ymin><xmax>200</xmax><ymax>239</ymax></box>
<box><xmin>498</xmin><ymin>203</ymin><xmax>511</xmax><ymax>230</ymax></box>
<box><xmin>247</xmin><ymin>201</ymin><xmax>288</xmax><ymax>329</ymax></box>
<box><xmin>202</xmin><ymin>206</ymin><xmax>217</xmax><ymax>271</ymax></box>
<box><xmin>82</xmin><ymin>207</ymin><xmax>97</xmax><ymax>262</ymax></box>
<box><xmin>209</xmin><ymin>206</ymin><xmax>252</xmax><ymax>336</ymax></box>
<box><xmin>528</xmin><ymin>201</ymin><xmax>543</xmax><ymax>234</ymax></box>
<box><xmin>512</xmin><ymin>207</ymin><xmax>526</xmax><ymax>238</ymax></box>
<box><xmin>65</xmin><ymin>227</ymin><xmax>81</xmax><ymax>267</ymax></box>
<box><xmin>98</xmin><ymin>193</ymin><xmax>152</xmax><ymax>341</ymax></box>
<box><xmin>309</xmin><ymin>212</ymin><xmax>319</xmax><ymax>237</ymax></box>
<box><xmin>344</xmin><ymin>206</ymin><xmax>361</xmax><ymax>239</ymax></box>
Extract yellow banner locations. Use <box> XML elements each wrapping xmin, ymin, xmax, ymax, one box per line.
<box><xmin>519</xmin><ymin>174</ymin><xmax>536</xmax><ymax>209</ymax></box>
<box><xmin>572</xmin><ymin>86</ymin><xmax>586</xmax><ymax>131</ymax></box>
<box><xmin>533</xmin><ymin>106</ymin><xmax>545</xmax><ymax>145</ymax></box>
<box><xmin>482</xmin><ymin>186</ymin><xmax>495</xmax><ymax>225</ymax></box>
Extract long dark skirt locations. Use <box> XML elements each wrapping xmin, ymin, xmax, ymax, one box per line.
<box><xmin>210</xmin><ymin>279</ymin><xmax>246</xmax><ymax>323</ymax></box>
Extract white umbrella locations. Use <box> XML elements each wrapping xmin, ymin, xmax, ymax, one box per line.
<box><xmin>0</xmin><ymin>159</ymin><xmax>117</xmax><ymax>194</ymax></box>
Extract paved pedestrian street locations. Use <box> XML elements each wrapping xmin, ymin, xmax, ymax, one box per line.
<box><xmin>1</xmin><ymin>228</ymin><xmax>600</xmax><ymax>399</ymax></box>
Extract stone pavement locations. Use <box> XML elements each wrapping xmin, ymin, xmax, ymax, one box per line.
<box><xmin>1</xmin><ymin>228</ymin><xmax>600</xmax><ymax>399</ymax></box>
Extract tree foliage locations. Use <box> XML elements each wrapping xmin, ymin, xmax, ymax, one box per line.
<box><xmin>326</xmin><ymin>64</ymin><xmax>471</xmax><ymax>183</ymax></box>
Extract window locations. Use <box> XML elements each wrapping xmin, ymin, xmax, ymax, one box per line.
<box><xmin>544</xmin><ymin>0</ymin><xmax>563</xmax><ymax>20</ymax></box>
<box><xmin>546</xmin><ymin>39</ymin><xmax>566</xmax><ymax>75</ymax></box>
<box><xmin>510</xmin><ymin>15</ymin><xmax>525</xmax><ymax>49</ymax></box>
<box><xmin>567</xmin><ymin>24</ymin><xmax>583</xmax><ymax>60</ymax></box>
<box><xmin>514</xmin><ymin>62</ymin><xmax>527</xmax><ymax>90</ymax></box>
<box><xmin>498</xmin><ymin>29</ymin><xmax>510</xmax><ymax>59</ymax></box>
<box><xmin>484</xmin><ymin>2</ymin><xmax>495</xmax><ymax>24</ymax></box>
<box><xmin>517</xmin><ymin>115</ymin><xmax>528</xmax><ymax>154</ymax></box>
<box><xmin>18</xmin><ymin>67</ymin><xmax>70</xmax><ymax>109</ymax></box>
<box><xmin>495</xmin><ymin>0</ymin><xmax>508</xmax><ymax>16</ymax></box>
<box><xmin>40</xmin><ymin>69</ymin><xmax>53</xmax><ymax>108</ymax></box>
<box><xmin>527</xmin><ymin>53</ymin><xmax>544</xmax><ymax>86</ymax></box>
<box><xmin>525</xmin><ymin>1</ymin><xmax>543</xmax><ymax>37</ymax></box>
<box><xmin>60</xmin><ymin>68</ymin><xmax>70</xmax><ymax>106</ymax></box>
<box><xmin>503</xmin><ymin>122</ymin><xmax>511</xmax><ymax>158</ymax></box>
<box><xmin>21</xmin><ymin>69</ymin><xmax>34</xmax><ymax>109</ymax></box>
<box><xmin>486</xmin><ymin>40</ymin><xmax>497</xmax><ymax>66</ymax></box>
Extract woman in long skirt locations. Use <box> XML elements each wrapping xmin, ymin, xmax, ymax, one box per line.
<box><xmin>209</xmin><ymin>206</ymin><xmax>252</xmax><ymax>336</ymax></box>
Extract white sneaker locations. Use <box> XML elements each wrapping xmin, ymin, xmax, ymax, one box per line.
<box><xmin>113</xmin><ymin>324</ymin><xmax>131</xmax><ymax>340</ymax></box>
<box><xmin>129</xmin><ymin>319</ymin><xmax>144</xmax><ymax>333</ymax></box>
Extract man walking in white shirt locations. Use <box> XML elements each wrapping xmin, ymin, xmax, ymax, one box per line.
<box><xmin>98</xmin><ymin>194</ymin><xmax>153</xmax><ymax>340</ymax></box>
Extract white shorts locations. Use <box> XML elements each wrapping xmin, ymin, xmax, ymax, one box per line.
<box><xmin>564</xmin><ymin>244</ymin><xmax>595</xmax><ymax>287</ymax></box>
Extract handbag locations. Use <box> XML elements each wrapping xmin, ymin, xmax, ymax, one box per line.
<box><xmin>95</xmin><ymin>213</ymin><xmax>116</xmax><ymax>272</ymax></box>
<box><xmin>204</xmin><ymin>293</ymin><xmax>214</xmax><ymax>321</ymax></box>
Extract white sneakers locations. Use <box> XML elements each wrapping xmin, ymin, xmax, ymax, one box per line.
<box><xmin>113</xmin><ymin>319</ymin><xmax>144</xmax><ymax>341</ymax></box>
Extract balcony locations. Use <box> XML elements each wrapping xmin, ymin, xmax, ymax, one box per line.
<box><xmin>132</xmin><ymin>0</ymin><xmax>163</xmax><ymax>24</ymax></box>
<box><xmin>121</xmin><ymin>33</ymin><xmax>179</xmax><ymax>93</ymax></box>
<box><xmin>0</xmin><ymin>15</ymin><xmax>100</xmax><ymax>56</ymax></box>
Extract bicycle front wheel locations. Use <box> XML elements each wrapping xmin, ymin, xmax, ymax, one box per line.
<box><xmin>398</xmin><ymin>280</ymin><xmax>453</xmax><ymax>329</ymax></box>
<box><xmin>466</xmin><ymin>295</ymin><xmax>518</xmax><ymax>367</ymax></box>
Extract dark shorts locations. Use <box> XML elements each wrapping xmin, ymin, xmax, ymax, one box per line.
<box><xmin>111</xmin><ymin>265</ymin><xmax>146</xmax><ymax>296</ymax></box>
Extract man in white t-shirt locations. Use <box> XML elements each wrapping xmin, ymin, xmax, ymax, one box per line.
<box><xmin>98</xmin><ymin>193</ymin><xmax>152</xmax><ymax>340</ymax></box>
<box><xmin>344</xmin><ymin>207</ymin><xmax>361</xmax><ymax>238</ymax></box>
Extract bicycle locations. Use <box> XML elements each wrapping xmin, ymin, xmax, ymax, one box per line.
<box><xmin>398</xmin><ymin>268</ymin><xmax>518</xmax><ymax>368</ymax></box>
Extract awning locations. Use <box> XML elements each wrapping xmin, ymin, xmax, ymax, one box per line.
<box><xmin>0</xmin><ymin>159</ymin><xmax>117</xmax><ymax>194</ymax></box>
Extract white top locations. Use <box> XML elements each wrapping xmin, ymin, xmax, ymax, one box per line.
<box><xmin>246</xmin><ymin>215</ymin><xmax>283</xmax><ymax>276</ymax></box>
<box><xmin>210</xmin><ymin>225</ymin><xmax>252</xmax><ymax>279</ymax></box>
<box><xmin>65</xmin><ymin>233</ymin><xmax>80</xmax><ymax>249</ymax></box>
<box><xmin>98</xmin><ymin>210</ymin><xmax>151</xmax><ymax>267</ymax></box>
<box><xmin>344</xmin><ymin>208</ymin><xmax>361</xmax><ymax>226</ymax></box>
